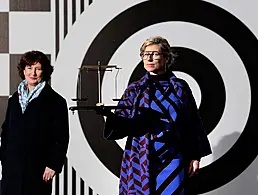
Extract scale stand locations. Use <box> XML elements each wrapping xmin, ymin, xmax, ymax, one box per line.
<box><xmin>69</xmin><ymin>61</ymin><xmax>128</xmax><ymax>113</ymax></box>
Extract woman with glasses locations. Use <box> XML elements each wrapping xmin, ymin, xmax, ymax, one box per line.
<box><xmin>97</xmin><ymin>36</ymin><xmax>211</xmax><ymax>195</ymax></box>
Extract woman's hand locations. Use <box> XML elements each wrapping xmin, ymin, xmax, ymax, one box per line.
<box><xmin>188</xmin><ymin>160</ymin><xmax>199</xmax><ymax>177</ymax></box>
<box><xmin>94</xmin><ymin>105</ymin><xmax>112</xmax><ymax>116</ymax></box>
<box><xmin>43</xmin><ymin>167</ymin><xmax>56</xmax><ymax>182</ymax></box>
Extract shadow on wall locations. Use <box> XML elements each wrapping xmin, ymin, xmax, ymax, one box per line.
<box><xmin>205</xmin><ymin>132</ymin><xmax>258</xmax><ymax>195</ymax></box>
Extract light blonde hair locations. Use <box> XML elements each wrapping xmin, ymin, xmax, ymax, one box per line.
<box><xmin>140</xmin><ymin>36</ymin><xmax>177</xmax><ymax>70</ymax></box>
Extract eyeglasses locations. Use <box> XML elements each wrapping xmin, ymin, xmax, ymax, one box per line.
<box><xmin>140</xmin><ymin>51</ymin><xmax>163</xmax><ymax>60</ymax></box>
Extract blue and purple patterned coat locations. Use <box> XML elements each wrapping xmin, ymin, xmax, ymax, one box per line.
<box><xmin>104</xmin><ymin>72</ymin><xmax>211</xmax><ymax>195</ymax></box>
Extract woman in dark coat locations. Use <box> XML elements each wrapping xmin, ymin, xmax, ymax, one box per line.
<box><xmin>0</xmin><ymin>50</ymin><xmax>69</xmax><ymax>195</ymax></box>
<box><xmin>96</xmin><ymin>36</ymin><xmax>211</xmax><ymax>195</ymax></box>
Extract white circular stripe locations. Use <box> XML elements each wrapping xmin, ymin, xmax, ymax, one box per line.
<box><xmin>102</xmin><ymin>22</ymin><xmax>251</xmax><ymax>168</ymax></box>
<box><xmin>51</xmin><ymin>1</ymin><xmax>148</xmax><ymax>195</ymax></box>
<box><xmin>173</xmin><ymin>71</ymin><xmax>202</xmax><ymax>108</ymax></box>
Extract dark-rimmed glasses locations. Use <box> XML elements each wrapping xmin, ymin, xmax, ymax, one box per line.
<box><xmin>140</xmin><ymin>51</ymin><xmax>163</xmax><ymax>60</ymax></box>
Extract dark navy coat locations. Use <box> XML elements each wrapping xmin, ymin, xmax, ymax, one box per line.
<box><xmin>0</xmin><ymin>84</ymin><xmax>69</xmax><ymax>195</ymax></box>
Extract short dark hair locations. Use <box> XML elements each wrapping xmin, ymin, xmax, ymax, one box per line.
<box><xmin>17</xmin><ymin>50</ymin><xmax>54</xmax><ymax>82</ymax></box>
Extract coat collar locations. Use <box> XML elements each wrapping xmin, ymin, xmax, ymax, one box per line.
<box><xmin>135</xmin><ymin>71</ymin><xmax>179</xmax><ymax>90</ymax></box>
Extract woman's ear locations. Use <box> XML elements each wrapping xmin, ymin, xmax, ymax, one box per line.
<box><xmin>165</xmin><ymin>56</ymin><xmax>170</xmax><ymax>66</ymax></box>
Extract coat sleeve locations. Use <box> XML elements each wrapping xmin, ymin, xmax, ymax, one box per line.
<box><xmin>103</xmin><ymin>86</ymin><xmax>162</xmax><ymax>140</ymax></box>
<box><xmin>0</xmin><ymin>98</ymin><xmax>11</xmax><ymax>161</ymax></box>
<box><xmin>180</xmin><ymin>81</ymin><xmax>212</xmax><ymax>160</ymax></box>
<box><xmin>104</xmin><ymin>87</ymin><xmax>135</xmax><ymax>140</ymax></box>
<box><xmin>46</xmin><ymin>97</ymin><xmax>69</xmax><ymax>173</ymax></box>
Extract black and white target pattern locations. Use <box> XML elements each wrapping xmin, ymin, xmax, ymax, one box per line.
<box><xmin>53</xmin><ymin>0</ymin><xmax>258</xmax><ymax>194</ymax></box>
<box><xmin>78</xmin><ymin>1</ymin><xmax>258</xmax><ymax>194</ymax></box>
<box><xmin>102</xmin><ymin>21</ymin><xmax>249</xmax><ymax>166</ymax></box>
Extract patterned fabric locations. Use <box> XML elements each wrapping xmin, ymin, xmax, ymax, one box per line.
<box><xmin>115</xmin><ymin>72</ymin><xmax>190</xmax><ymax>195</ymax></box>
<box><xmin>18</xmin><ymin>80</ymin><xmax>46</xmax><ymax>113</ymax></box>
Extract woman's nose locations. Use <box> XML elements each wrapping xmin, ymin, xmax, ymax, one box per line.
<box><xmin>32</xmin><ymin>69</ymin><xmax>37</xmax><ymax>75</ymax></box>
<box><xmin>147</xmin><ymin>54</ymin><xmax>153</xmax><ymax>60</ymax></box>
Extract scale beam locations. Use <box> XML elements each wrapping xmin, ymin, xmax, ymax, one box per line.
<box><xmin>69</xmin><ymin>105</ymin><xmax>133</xmax><ymax>111</ymax></box>
<box><xmin>80</xmin><ymin>65</ymin><xmax>118</xmax><ymax>70</ymax></box>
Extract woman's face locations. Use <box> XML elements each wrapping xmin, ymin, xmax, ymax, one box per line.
<box><xmin>142</xmin><ymin>44</ymin><xmax>167</xmax><ymax>74</ymax></box>
<box><xmin>23</xmin><ymin>62</ymin><xmax>43</xmax><ymax>87</ymax></box>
